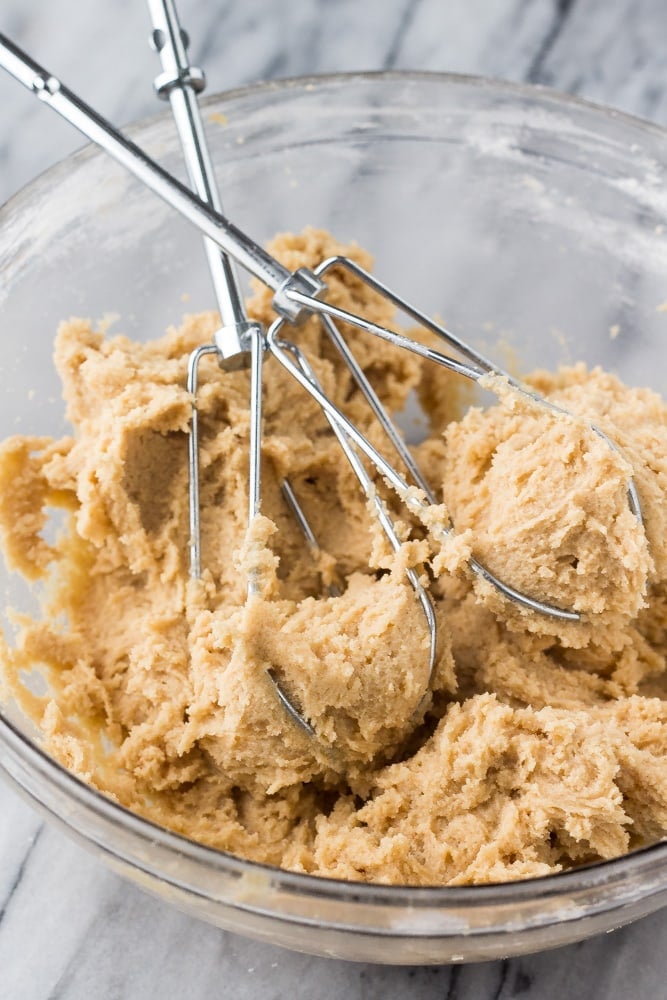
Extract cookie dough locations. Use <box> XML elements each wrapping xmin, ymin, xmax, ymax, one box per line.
<box><xmin>1</xmin><ymin>228</ymin><xmax>667</xmax><ymax>886</ymax></box>
<box><xmin>442</xmin><ymin>371</ymin><xmax>655</xmax><ymax>645</ymax></box>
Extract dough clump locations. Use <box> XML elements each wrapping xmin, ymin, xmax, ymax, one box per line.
<box><xmin>1</xmin><ymin>228</ymin><xmax>667</xmax><ymax>886</ymax></box>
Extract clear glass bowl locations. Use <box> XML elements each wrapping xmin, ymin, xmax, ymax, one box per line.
<box><xmin>1</xmin><ymin>72</ymin><xmax>667</xmax><ymax>965</ymax></box>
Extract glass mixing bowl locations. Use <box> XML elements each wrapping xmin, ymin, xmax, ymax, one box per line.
<box><xmin>1</xmin><ymin>72</ymin><xmax>667</xmax><ymax>965</ymax></box>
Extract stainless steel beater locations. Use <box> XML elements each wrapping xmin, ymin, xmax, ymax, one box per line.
<box><xmin>144</xmin><ymin>0</ymin><xmax>437</xmax><ymax>734</ymax></box>
<box><xmin>0</xmin><ymin>33</ymin><xmax>644</xmax><ymax>654</ymax></box>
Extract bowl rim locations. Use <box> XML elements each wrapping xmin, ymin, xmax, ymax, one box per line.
<box><xmin>3</xmin><ymin>67</ymin><xmax>667</xmax><ymax>222</ymax></box>
<box><xmin>4</xmin><ymin>708</ymin><xmax>667</xmax><ymax>906</ymax></box>
<box><xmin>2</xmin><ymin>67</ymin><xmax>667</xmax><ymax>910</ymax></box>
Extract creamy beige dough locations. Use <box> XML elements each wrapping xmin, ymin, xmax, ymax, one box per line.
<box><xmin>442</xmin><ymin>371</ymin><xmax>657</xmax><ymax>646</ymax></box>
<box><xmin>1</xmin><ymin>228</ymin><xmax>667</xmax><ymax>886</ymax></box>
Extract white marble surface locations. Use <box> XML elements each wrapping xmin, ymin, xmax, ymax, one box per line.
<box><xmin>1</xmin><ymin>1</ymin><xmax>667</xmax><ymax>997</ymax></box>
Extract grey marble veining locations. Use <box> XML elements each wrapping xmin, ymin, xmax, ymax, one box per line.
<box><xmin>2</xmin><ymin>1</ymin><xmax>667</xmax><ymax>998</ymax></box>
<box><xmin>4</xmin><ymin>792</ymin><xmax>667</xmax><ymax>1000</ymax></box>
<box><xmin>2</xmin><ymin>0</ymin><xmax>666</xmax><ymax>208</ymax></box>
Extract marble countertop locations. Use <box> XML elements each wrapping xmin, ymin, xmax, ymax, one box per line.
<box><xmin>2</xmin><ymin>1</ymin><xmax>667</xmax><ymax>997</ymax></box>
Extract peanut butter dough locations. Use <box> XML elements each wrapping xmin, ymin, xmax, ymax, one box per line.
<box><xmin>1</xmin><ymin>228</ymin><xmax>667</xmax><ymax>886</ymax></box>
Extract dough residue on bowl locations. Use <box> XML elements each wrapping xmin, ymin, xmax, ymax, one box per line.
<box><xmin>1</xmin><ymin>228</ymin><xmax>667</xmax><ymax>886</ymax></box>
